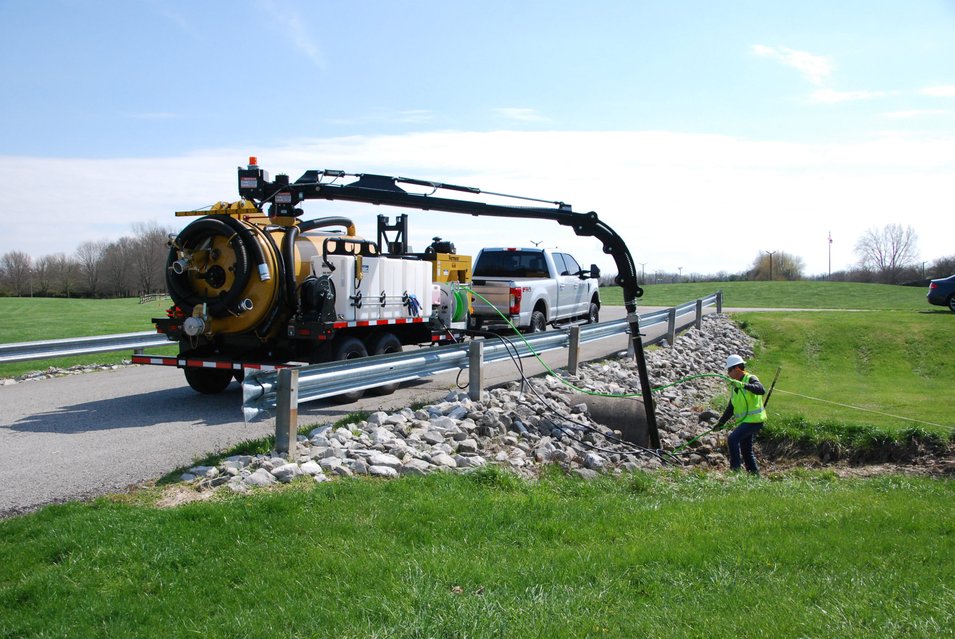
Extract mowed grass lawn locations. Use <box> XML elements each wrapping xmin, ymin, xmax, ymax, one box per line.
<box><xmin>737</xmin><ymin>311</ymin><xmax>954</xmax><ymax>437</ymax></box>
<box><xmin>0</xmin><ymin>297</ymin><xmax>173</xmax><ymax>377</ymax></box>
<box><xmin>1</xmin><ymin>469</ymin><xmax>952</xmax><ymax>638</ymax></box>
<box><xmin>600</xmin><ymin>280</ymin><xmax>931</xmax><ymax>310</ymax></box>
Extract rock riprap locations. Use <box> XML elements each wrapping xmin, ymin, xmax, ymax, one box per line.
<box><xmin>183</xmin><ymin>314</ymin><xmax>757</xmax><ymax>492</ymax></box>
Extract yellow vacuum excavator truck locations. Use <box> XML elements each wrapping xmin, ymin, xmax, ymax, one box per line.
<box><xmin>135</xmin><ymin>157</ymin><xmax>471</xmax><ymax>397</ymax></box>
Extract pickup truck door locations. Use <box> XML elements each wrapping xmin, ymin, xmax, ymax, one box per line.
<box><xmin>552</xmin><ymin>253</ymin><xmax>583</xmax><ymax>319</ymax></box>
<box><xmin>561</xmin><ymin>253</ymin><xmax>590</xmax><ymax>316</ymax></box>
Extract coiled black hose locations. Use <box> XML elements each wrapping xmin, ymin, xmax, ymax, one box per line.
<box><xmin>166</xmin><ymin>216</ymin><xmax>253</xmax><ymax>317</ymax></box>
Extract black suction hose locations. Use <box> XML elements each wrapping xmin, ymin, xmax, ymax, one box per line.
<box><xmin>282</xmin><ymin>226</ymin><xmax>300</xmax><ymax>313</ymax></box>
<box><xmin>166</xmin><ymin>216</ymin><xmax>252</xmax><ymax>317</ymax></box>
<box><xmin>218</xmin><ymin>214</ymin><xmax>270</xmax><ymax>282</ymax></box>
<box><xmin>298</xmin><ymin>216</ymin><xmax>356</xmax><ymax>234</ymax></box>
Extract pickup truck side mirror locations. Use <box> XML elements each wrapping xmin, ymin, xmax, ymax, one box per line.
<box><xmin>579</xmin><ymin>264</ymin><xmax>600</xmax><ymax>279</ymax></box>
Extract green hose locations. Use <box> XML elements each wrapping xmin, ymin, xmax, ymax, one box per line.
<box><xmin>464</xmin><ymin>287</ymin><xmax>733</xmax><ymax>398</ymax></box>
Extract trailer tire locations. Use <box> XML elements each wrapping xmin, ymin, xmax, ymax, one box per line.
<box><xmin>331</xmin><ymin>337</ymin><xmax>369</xmax><ymax>403</ymax></box>
<box><xmin>184</xmin><ymin>367</ymin><xmax>234</xmax><ymax>394</ymax></box>
<box><xmin>366</xmin><ymin>332</ymin><xmax>403</xmax><ymax>396</ymax></box>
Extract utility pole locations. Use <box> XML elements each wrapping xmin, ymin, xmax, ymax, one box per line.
<box><xmin>639</xmin><ymin>262</ymin><xmax>647</xmax><ymax>282</ymax></box>
<box><xmin>828</xmin><ymin>232</ymin><xmax>832</xmax><ymax>280</ymax></box>
<box><xmin>764</xmin><ymin>250</ymin><xmax>776</xmax><ymax>281</ymax></box>
<box><xmin>678</xmin><ymin>266</ymin><xmax>683</xmax><ymax>282</ymax></box>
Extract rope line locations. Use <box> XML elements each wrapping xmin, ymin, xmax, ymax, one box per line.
<box><xmin>773</xmin><ymin>389</ymin><xmax>954</xmax><ymax>431</ymax></box>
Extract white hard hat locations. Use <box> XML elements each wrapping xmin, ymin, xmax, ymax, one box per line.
<box><xmin>725</xmin><ymin>354</ymin><xmax>745</xmax><ymax>370</ymax></box>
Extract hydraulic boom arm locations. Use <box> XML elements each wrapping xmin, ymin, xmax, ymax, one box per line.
<box><xmin>238</xmin><ymin>162</ymin><xmax>662</xmax><ymax>449</ymax></box>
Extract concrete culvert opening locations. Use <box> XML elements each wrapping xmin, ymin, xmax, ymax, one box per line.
<box><xmin>569</xmin><ymin>393</ymin><xmax>649</xmax><ymax>447</ymax></box>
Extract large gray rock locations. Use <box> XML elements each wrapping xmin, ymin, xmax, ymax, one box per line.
<box><xmin>271</xmin><ymin>463</ymin><xmax>303</xmax><ymax>483</ymax></box>
<box><xmin>368</xmin><ymin>452</ymin><xmax>402</xmax><ymax>470</ymax></box>
<box><xmin>244</xmin><ymin>468</ymin><xmax>278</xmax><ymax>486</ymax></box>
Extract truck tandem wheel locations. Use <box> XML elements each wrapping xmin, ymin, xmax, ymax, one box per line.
<box><xmin>184</xmin><ymin>367</ymin><xmax>234</xmax><ymax>394</ymax></box>
<box><xmin>331</xmin><ymin>337</ymin><xmax>369</xmax><ymax>403</ymax></box>
<box><xmin>365</xmin><ymin>332</ymin><xmax>403</xmax><ymax>396</ymax></box>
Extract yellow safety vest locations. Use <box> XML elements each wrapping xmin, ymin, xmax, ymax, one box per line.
<box><xmin>731</xmin><ymin>373</ymin><xmax>767</xmax><ymax>424</ymax></box>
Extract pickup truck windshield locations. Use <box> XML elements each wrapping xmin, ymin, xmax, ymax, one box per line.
<box><xmin>473</xmin><ymin>250</ymin><xmax>549</xmax><ymax>278</ymax></box>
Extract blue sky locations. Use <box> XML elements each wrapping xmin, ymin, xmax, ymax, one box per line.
<box><xmin>2</xmin><ymin>0</ymin><xmax>954</xmax><ymax>278</ymax></box>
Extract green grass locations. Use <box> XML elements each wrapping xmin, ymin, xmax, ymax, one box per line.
<box><xmin>733</xmin><ymin>311</ymin><xmax>954</xmax><ymax>440</ymax></box>
<box><xmin>601</xmin><ymin>280</ymin><xmax>931</xmax><ymax>310</ymax></box>
<box><xmin>0</xmin><ymin>297</ymin><xmax>173</xmax><ymax>377</ymax></box>
<box><xmin>1</xmin><ymin>469</ymin><xmax>952</xmax><ymax>639</ymax></box>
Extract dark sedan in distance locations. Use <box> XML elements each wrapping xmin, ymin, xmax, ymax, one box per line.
<box><xmin>927</xmin><ymin>274</ymin><xmax>955</xmax><ymax>312</ymax></box>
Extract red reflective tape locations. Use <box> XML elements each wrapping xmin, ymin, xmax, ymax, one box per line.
<box><xmin>133</xmin><ymin>355</ymin><xmax>180</xmax><ymax>366</ymax></box>
<box><xmin>332</xmin><ymin>322</ymin><xmax>347</xmax><ymax>329</ymax></box>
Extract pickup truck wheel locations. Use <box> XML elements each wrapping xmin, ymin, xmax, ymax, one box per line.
<box><xmin>331</xmin><ymin>337</ymin><xmax>368</xmax><ymax>403</ymax></box>
<box><xmin>586</xmin><ymin>302</ymin><xmax>599</xmax><ymax>324</ymax></box>
<box><xmin>366</xmin><ymin>332</ymin><xmax>402</xmax><ymax>396</ymax></box>
<box><xmin>527</xmin><ymin>310</ymin><xmax>547</xmax><ymax>333</ymax></box>
<box><xmin>184</xmin><ymin>368</ymin><xmax>234</xmax><ymax>394</ymax></box>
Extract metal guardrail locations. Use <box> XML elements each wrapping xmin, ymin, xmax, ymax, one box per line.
<box><xmin>0</xmin><ymin>331</ymin><xmax>170</xmax><ymax>364</ymax></box>
<box><xmin>242</xmin><ymin>292</ymin><xmax>721</xmax><ymax>422</ymax></box>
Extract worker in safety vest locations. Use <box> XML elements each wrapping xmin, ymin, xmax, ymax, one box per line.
<box><xmin>715</xmin><ymin>354</ymin><xmax>767</xmax><ymax>474</ymax></box>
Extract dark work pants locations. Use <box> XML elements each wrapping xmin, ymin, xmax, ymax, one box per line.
<box><xmin>728</xmin><ymin>421</ymin><xmax>764</xmax><ymax>474</ymax></box>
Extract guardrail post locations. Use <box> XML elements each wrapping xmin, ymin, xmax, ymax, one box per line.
<box><xmin>568</xmin><ymin>325</ymin><xmax>581</xmax><ymax>376</ymax></box>
<box><xmin>666</xmin><ymin>307</ymin><xmax>676</xmax><ymax>346</ymax></box>
<box><xmin>717</xmin><ymin>290</ymin><xmax>723</xmax><ymax>313</ymax></box>
<box><xmin>695</xmin><ymin>298</ymin><xmax>703</xmax><ymax>330</ymax></box>
<box><xmin>274</xmin><ymin>368</ymin><xmax>299</xmax><ymax>456</ymax></box>
<box><xmin>468</xmin><ymin>340</ymin><xmax>484</xmax><ymax>401</ymax></box>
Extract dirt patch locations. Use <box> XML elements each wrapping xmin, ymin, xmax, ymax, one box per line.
<box><xmin>755</xmin><ymin>441</ymin><xmax>955</xmax><ymax>478</ymax></box>
<box><xmin>155</xmin><ymin>485</ymin><xmax>217</xmax><ymax>509</ymax></box>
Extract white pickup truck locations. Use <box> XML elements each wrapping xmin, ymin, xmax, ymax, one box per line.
<box><xmin>469</xmin><ymin>247</ymin><xmax>601</xmax><ymax>332</ymax></box>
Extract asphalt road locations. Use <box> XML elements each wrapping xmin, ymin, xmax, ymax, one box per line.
<box><xmin>0</xmin><ymin>306</ymin><xmax>712</xmax><ymax>517</ymax></box>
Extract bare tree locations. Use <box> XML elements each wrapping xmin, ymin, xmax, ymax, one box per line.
<box><xmin>749</xmin><ymin>251</ymin><xmax>804</xmax><ymax>281</ymax></box>
<box><xmin>76</xmin><ymin>240</ymin><xmax>107</xmax><ymax>297</ymax></box>
<box><xmin>930</xmin><ymin>254</ymin><xmax>955</xmax><ymax>278</ymax></box>
<box><xmin>51</xmin><ymin>253</ymin><xmax>79</xmax><ymax>297</ymax></box>
<box><xmin>1</xmin><ymin>251</ymin><xmax>33</xmax><ymax>296</ymax></box>
<box><xmin>132</xmin><ymin>222</ymin><xmax>173</xmax><ymax>294</ymax></box>
<box><xmin>33</xmin><ymin>255</ymin><xmax>57</xmax><ymax>296</ymax></box>
<box><xmin>101</xmin><ymin>237</ymin><xmax>137</xmax><ymax>297</ymax></box>
<box><xmin>854</xmin><ymin>224</ymin><xmax>919</xmax><ymax>284</ymax></box>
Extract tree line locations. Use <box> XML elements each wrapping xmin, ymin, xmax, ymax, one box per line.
<box><xmin>0</xmin><ymin>223</ymin><xmax>173</xmax><ymax>298</ymax></box>
<box><xmin>598</xmin><ymin>223</ymin><xmax>953</xmax><ymax>286</ymax></box>
<box><xmin>2</xmin><ymin>222</ymin><xmax>953</xmax><ymax>297</ymax></box>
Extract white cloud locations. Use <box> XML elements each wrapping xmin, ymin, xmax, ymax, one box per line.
<box><xmin>264</xmin><ymin>0</ymin><xmax>325</xmax><ymax>69</ymax></box>
<box><xmin>810</xmin><ymin>88</ymin><xmax>887</xmax><ymax>103</ymax></box>
<box><xmin>493</xmin><ymin>107</ymin><xmax>547</xmax><ymax>122</ymax></box>
<box><xmin>920</xmin><ymin>85</ymin><xmax>955</xmax><ymax>97</ymax></box>
<box><xmin>394</xmin><ymin>110</ymin><xmax>434</xmax><ymax>124</ymax></box>
<box><xmin>752</xmin><ymin>45</ymin><xmax>832</xmax><ymax>86</ymax></box>
<box><xmin>2</xmin><ymin>131</ymin><xmax>953</xmax><ymax>277</ymax></box>
<box><xmin>880</xmin><ymin>109</ymin><xmax>949</xmax><ymax>119</ymax></box>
